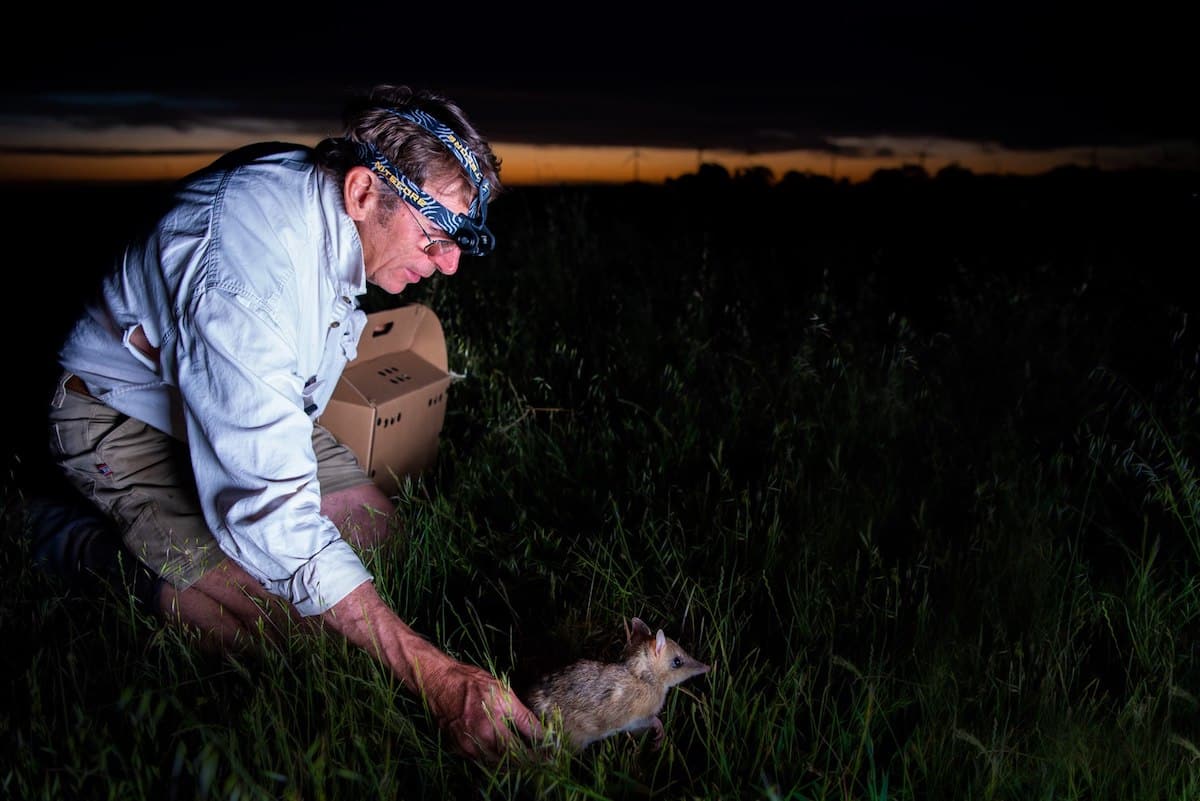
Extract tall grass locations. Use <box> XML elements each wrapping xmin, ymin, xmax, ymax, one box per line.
<box><xmin>2</xmin><ymin>168</ymin><xmax>1198</xmax><ymax>799</ymax></box>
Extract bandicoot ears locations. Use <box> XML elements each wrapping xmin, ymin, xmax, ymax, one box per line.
<box><xmin>627</xmin><ymin>616</ymin><xmax>668</xmax><ymax>654</ymax></box>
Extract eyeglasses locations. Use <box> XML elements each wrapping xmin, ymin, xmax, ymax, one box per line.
<box><xmin>403</xmin><ymin>201</ymin><xmax>459</xmax><ymax>258</ymax></box>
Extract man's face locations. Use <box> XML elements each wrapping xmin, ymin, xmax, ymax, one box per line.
<box><xmin>359</xmin><ymin>176</ymin><xmax>470</xmax><ymax>294</ymax></box>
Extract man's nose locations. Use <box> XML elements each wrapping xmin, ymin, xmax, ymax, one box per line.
<box><xmin>435</xmin><ymin>251</ymin><xmax>461</xmax><ymax>276</ymax></box>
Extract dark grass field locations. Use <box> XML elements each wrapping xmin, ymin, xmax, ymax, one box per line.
<box><xmin>2</xmin><ymin>164</ymin><xmax>1199</xmax><ymax>799</ymax></box>
<box><xmin>4</xmin><ymin>166</ymin><xmax>1195</xmax><ymax>488</ymax></box>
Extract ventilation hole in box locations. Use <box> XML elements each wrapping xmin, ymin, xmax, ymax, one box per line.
<box><xmin>377</xmin><ymin>366</ymin><xmax>412</xmax><ymax>383</ymax></box>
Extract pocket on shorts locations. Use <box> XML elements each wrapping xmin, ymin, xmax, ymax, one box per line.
<box><xmin>93</xmin><ymin>415</ymin><xmax>177</xmax><ymax>491</ymax></box>
<box><xmin>49</xmin><ymin>396</ymin><xmax>125</xmax><ymax>462</ymax></box>
<box><xmin>50</xmin><ymin>404</ymin><xmax>134</xmax><ymax>500</ymax></box>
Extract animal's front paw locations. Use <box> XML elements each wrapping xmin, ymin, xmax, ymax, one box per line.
<box><xmin>649</xmin><ymin>716</ymin><xmax>665</xmax><ymax>750</ymax></box>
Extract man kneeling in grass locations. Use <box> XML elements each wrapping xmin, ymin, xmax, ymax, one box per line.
<box><xmin>30</xmin><ymin>83</ymin><xmax>540</xmax><ymax>762</ymax></box>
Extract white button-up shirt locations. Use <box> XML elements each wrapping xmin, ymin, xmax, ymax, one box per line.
<box><xmin>59</xmin><ymin>144</ymin><xmax>373</xmax><ymax>617</ymax></box>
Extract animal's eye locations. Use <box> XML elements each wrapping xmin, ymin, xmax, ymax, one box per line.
<box><xmin>671</xmin><ymin>656</ymin><xmax>683</xmax><ymax>668</ymax></box>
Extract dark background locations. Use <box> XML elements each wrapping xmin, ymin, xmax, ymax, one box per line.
<box><xmin>2</xmin><ymin>6</ymin><xmax>1195</xmax><ymax>158</ymax></box>
<box><xmin>6</xmin><ymin>162</ymin><xmax>1197</xmax><ymax>494</ymax></box>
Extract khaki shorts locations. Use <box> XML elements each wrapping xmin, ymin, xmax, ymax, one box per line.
<box><xmin>48</xmin><ymin>371</ymin><xmax>373</xmax><ymax>590</ymax></box>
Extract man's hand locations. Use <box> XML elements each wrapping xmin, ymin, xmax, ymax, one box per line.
<box><xmin>320</xmin><ymin>582</ymin><xmax>544</xmax><ymax>761</ymax></box>
<box><xmin>421</xmin><ymin>658</ymin><xmax>545</xmax><ymax>761</ymax></box>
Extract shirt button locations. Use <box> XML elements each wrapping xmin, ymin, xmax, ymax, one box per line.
<box><xmin>341</xmin><ymin>296</ymin><xmax>351</xmax><ymax>303</ymax></box>
<box><xmin>330</xmin><ymin>321</ymin><xmax>341</xmax><ymax>329</ymax></box>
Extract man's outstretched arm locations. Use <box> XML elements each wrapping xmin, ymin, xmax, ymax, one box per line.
<box><xmin>320</xmin><ymin>580</ymin><xmax>543</xmax><ymax>760</ymax></box>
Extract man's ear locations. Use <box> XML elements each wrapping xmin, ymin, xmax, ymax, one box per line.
<box><xmin>343</xmin><ymin>166</ymin><xmax>377</xmax><ymax>222</ymax></box>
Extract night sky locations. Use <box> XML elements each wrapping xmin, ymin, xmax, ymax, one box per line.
<box><xmin>2</xmin><ymin>7</ymin><xmax>1195</xmax><ymax>183</ymax></box>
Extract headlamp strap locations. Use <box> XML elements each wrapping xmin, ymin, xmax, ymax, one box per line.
<box><xmin>351</xmin><ymin>141</ymin><xmax>452</xmax><ymax>227</ymax></box>
<box><xmin>383</xmin><ymin>109</ymin><xmax>492</xmax><ymax>221</ymax></box>
<box><xmin>349</xmin><ymin>139</ymin><xmax>496</xmax><ymax>257</ymax></box>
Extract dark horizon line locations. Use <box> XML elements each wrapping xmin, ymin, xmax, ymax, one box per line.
<box><xmin>1</xmin><ymin>161</ymin><xmax>1196</xmax><ymax>192</ymax></box>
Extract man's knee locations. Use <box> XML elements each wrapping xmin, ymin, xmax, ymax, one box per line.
<box><xmin>322</xmin><ymin>483</ymin><xmax>396</xmax><ymax>549</ymax></box>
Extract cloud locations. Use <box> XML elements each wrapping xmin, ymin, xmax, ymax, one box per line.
<box><xmin>1</xmin><ymin>9</ymin><xmax>1193</xmax><ymax>159</ymax></box>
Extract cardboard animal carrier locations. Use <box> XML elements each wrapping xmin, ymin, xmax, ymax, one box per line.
<box><xmin>318</xmin><ymin>304</ymin><xmax>450</xmax><ymax>492</ymax></box>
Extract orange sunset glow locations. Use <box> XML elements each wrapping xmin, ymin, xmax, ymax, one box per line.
<box><xmin>1</xmin><ymin>138</ymin><xmax>1194</xmax><ymax>187</ymax></box>
<box><xmin>1</xmin><ymin>5</ymin><xmax>1191</xmax><ymax>191</ymax></box>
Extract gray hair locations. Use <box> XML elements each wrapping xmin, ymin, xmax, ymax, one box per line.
<box><xmin>315</xmin><ymin>84</ymin><xmax>502</xmax><ymax>204</ymax></box>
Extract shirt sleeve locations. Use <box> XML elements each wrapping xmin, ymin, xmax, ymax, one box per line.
<box><xmin>174</xmin><ymin>287</ymin><xmax>371</xmax><ymax>617</ymax></box>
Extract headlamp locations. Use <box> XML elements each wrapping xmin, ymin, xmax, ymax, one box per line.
<box><xmin>348</xmin><ymin>109</ymin><xmax>496</xmax><ymax>257</ymax></box>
